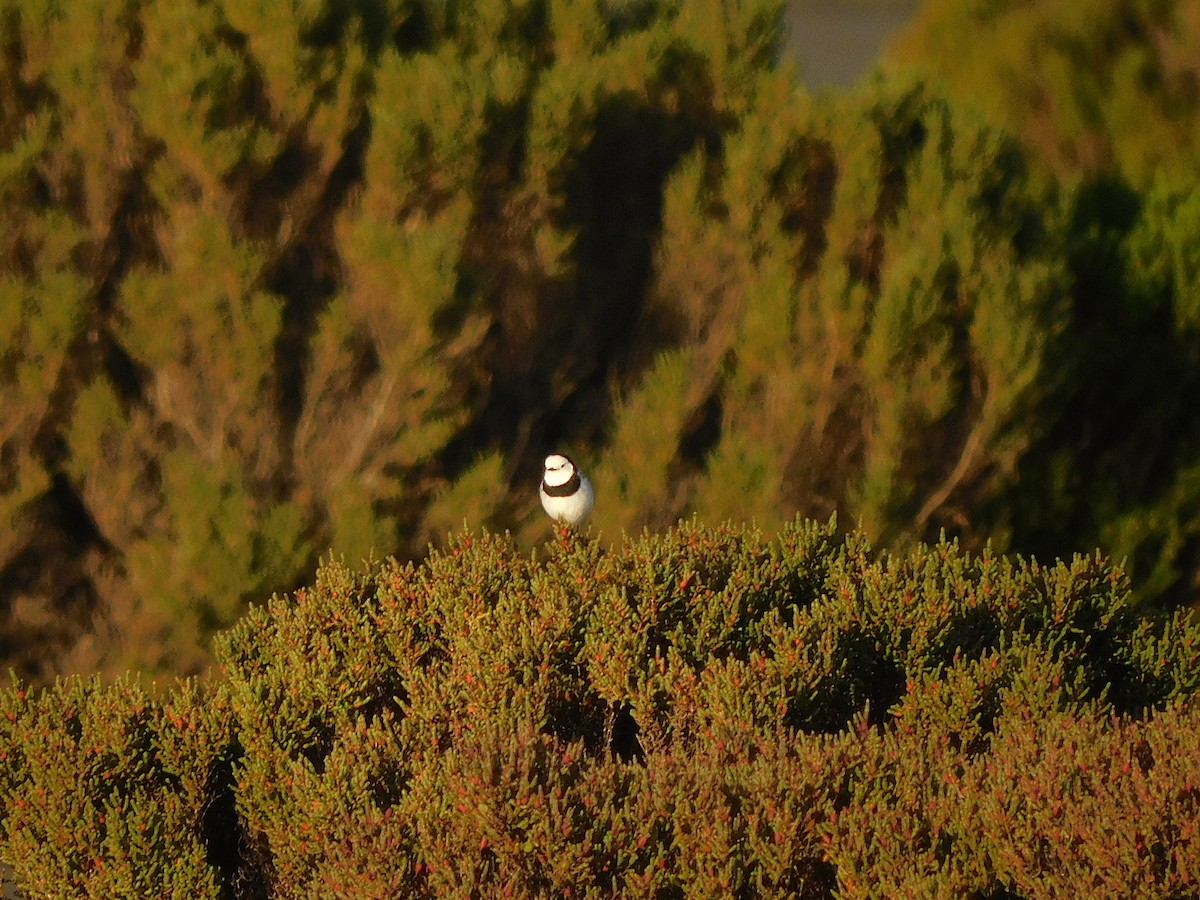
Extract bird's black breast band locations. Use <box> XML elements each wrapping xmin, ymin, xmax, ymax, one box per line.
<box><xmin>542</xmin><ymin>472</ymin><xmax>580</xmax><ymax>497</ymax></box>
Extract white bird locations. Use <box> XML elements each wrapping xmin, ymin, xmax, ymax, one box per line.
<box><xmin>539</xmin><ymin>453</ymin><xmax>595</xmax><ymax>527</ymax></box>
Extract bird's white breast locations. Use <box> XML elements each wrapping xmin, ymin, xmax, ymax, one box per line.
<box><xmin>540</xmin><ymin>471</ymin><xmax>594</xmax><ymax>526</ymax></box>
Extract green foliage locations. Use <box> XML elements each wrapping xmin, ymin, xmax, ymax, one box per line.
<box><xmin>878</xmin><ymin>1</ymin><xmax>1200</xmax><ymax>614</ymax></box>
<box><xmin>604</xmin><ymin>75</ymin><xmax>1064</xmax><ymax>552</ymax></box>
<box><xmin>882</xmin><ymin>0</ymin><xmax>1200</xmax><ymax>608</ymax></box>
<box><xmin>4</xmin><ymin>522</ymin><xmax>1198</xmax><ymax>896</ymax></box>
<box><xmin>419</xmin><ymin>450</ymin><xmax>510</xmax><ymax>547</ymax></box>
<box><xmin>1127</xmin><ymin>178</ymin><xmax>1200</xmax><ymax>343</ymax></box>
<box><xmin>886</xmin><ymin>0</ymin><xmax>1200</xmax><ymax>190</ymax></box>
<box><xmin>882</xmin><ymin>4</ymin><xmax>1200</xmax><ymax>612</ymax></box>
<box><xmin>1000</xmin><ymin>174</ymin><xmax>1200</xmax><ymax>611</ymax></box>
<box><xmin>0</xmin><ymin>675</ymin><xmax>236</xmax><ymax>897</ymax></box>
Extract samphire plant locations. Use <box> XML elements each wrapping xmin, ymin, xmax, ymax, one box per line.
<box><xmin>1</xmin><ymin>518</ymin><xmax>1198</xmax><ymax>897</ymax></box>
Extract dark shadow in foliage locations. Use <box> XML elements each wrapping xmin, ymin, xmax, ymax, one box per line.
<box><xmin>608</xmin><ymin>701</ymin><xmax>645</xmax><ymax>763</ymax></box>
<box><xmin>1100</xmin><ymin>655</ymin><xmax>1153</xmax><ymax>720</ymax></box>
<box><xmin>200</xmin><ymin>740</ymin><xmax>269</xmax><ymax>900</ymax></box>
<box><xmin>603</xmin><ymin>0</ymin><xmax>661</xmax><ymax>40</ymax></box>
<box><xmin>1118</xmin><ymin>616</ymin><xmax>1200</xmax><ymax>718</ymax></box>
<box><xmin>431</xmin><ymin>92</ymin><xmax>535</xmax><ymax>484</ymax></box>
<box><xmin>268</xmin><ymin>107</ymin><xmax>371</xmax><ymax>449</ymax></box>
<box><xmin>784</xmin><ymin>525</ymin><xmax>852</xmax><ymax>613</ymax></box>
<box><xmin>392</xmin><ymin>3</ymin><xmax>436</xmax><ymax>54</ymax></box>
<box><xmin>99</xmin><ymin>309</ymin><xmax>151</xmax><ymax>406</ymax></box>
<box><xmin>557</xmin><ymin>45</ymin><xmax>722</xmax><ymax>418</ymax></box>
<box><xmin>870</xmin><ymin>90</ymin><xmax>929</xmax><ymax>234</ymax></box>
<box><xmin>772</xmin><ymin>135</ymin><xmax>838</xmax><ymax>277</ymax></box>
<box><xmin>784</xmin><ymin>629</ymin><xmax>906</xmax><ymax>735</ymax></box>
<box><xmin>270</xmin><ymin>236</ymin><xmax>341</xmax><ymax>449</ymax></box>
<box><xmin>779</xmin><ymin>860</ymin><xmax>839</xmax><ymax>900</ymax></box>
<box><xmin>1081</xmin><ymin>606</ymin><xmax>1188</xmax><ymax>720</ymax></box>
<box><xmin>0</xmin><ymin>475</ymin><xmax>103</xmax><ymax>682</ymax></box>
<box><xmin>358</xmin><ymin>679</ymin><xmax>409</xmax><ymax>727</ymax></box>
<box><xmin>977</xmin><ymin>138</ymin><xmax>1047</xmax><ymax>260</ymax></box>
<box><xmin>844</xmin><ymin>629</ymin><xmax>907</xmax><ymax>729</ymax></box>
<box><xmin>292</xmin><ymin>715</ymin><xmax>336</xmax><ymax>776</ymax></box>
<box><xmin>678</xmin><ymin>388</ymin><xmax>723</xmax><ymax>471</ymax></box>
<box><xmin>544</xmin><ymin>690</ymin><xmax>609</xmax><ymax>754</ymax></box>
<box><xmin>305</xmin><ymin>1</ymin><xmax>395</xmax><ymax>57</ymax></box>
<box><xmin>937</xmin><ymin>605</ymin><xmax>1003</xmax><ymax>668</ymax></box>
<box><xmin>1</xmin><ymin>220</ymin><xmax>147</xmax><ymax>677</ymax></box>
<box><xmin>293</xmin><ymin>690</ymin><xmax>408</xmax><ymax>780</ymax></box>
<box><xmin>1013</xmin><ymin>175</ymin><xmax>1200</xmax><ymax>609</ymax></box>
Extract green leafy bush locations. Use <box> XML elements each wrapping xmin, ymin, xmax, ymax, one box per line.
<box><xmin>2</xmin><ymin>520</ymin><xmax>1197</xmax><ymax>896</ymax></box>
<box><xmin>0</xmin><ymin>676</ymin><xmax>239</xmax><ymax>897</ymax></box>
<box><xmin>599</xmin><ymin>74</ymin><xmax>1065</xmax><ymax>549</ymax></box>
<box><xmin>880</xmin><ymin>3</ymin><xmax>1200</xmax><ymax>610</ymax></box>
<box><xmin>886</xmin><ymin>0</ymin><xmax>1200</xmax><ymax>190</ymax></box>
